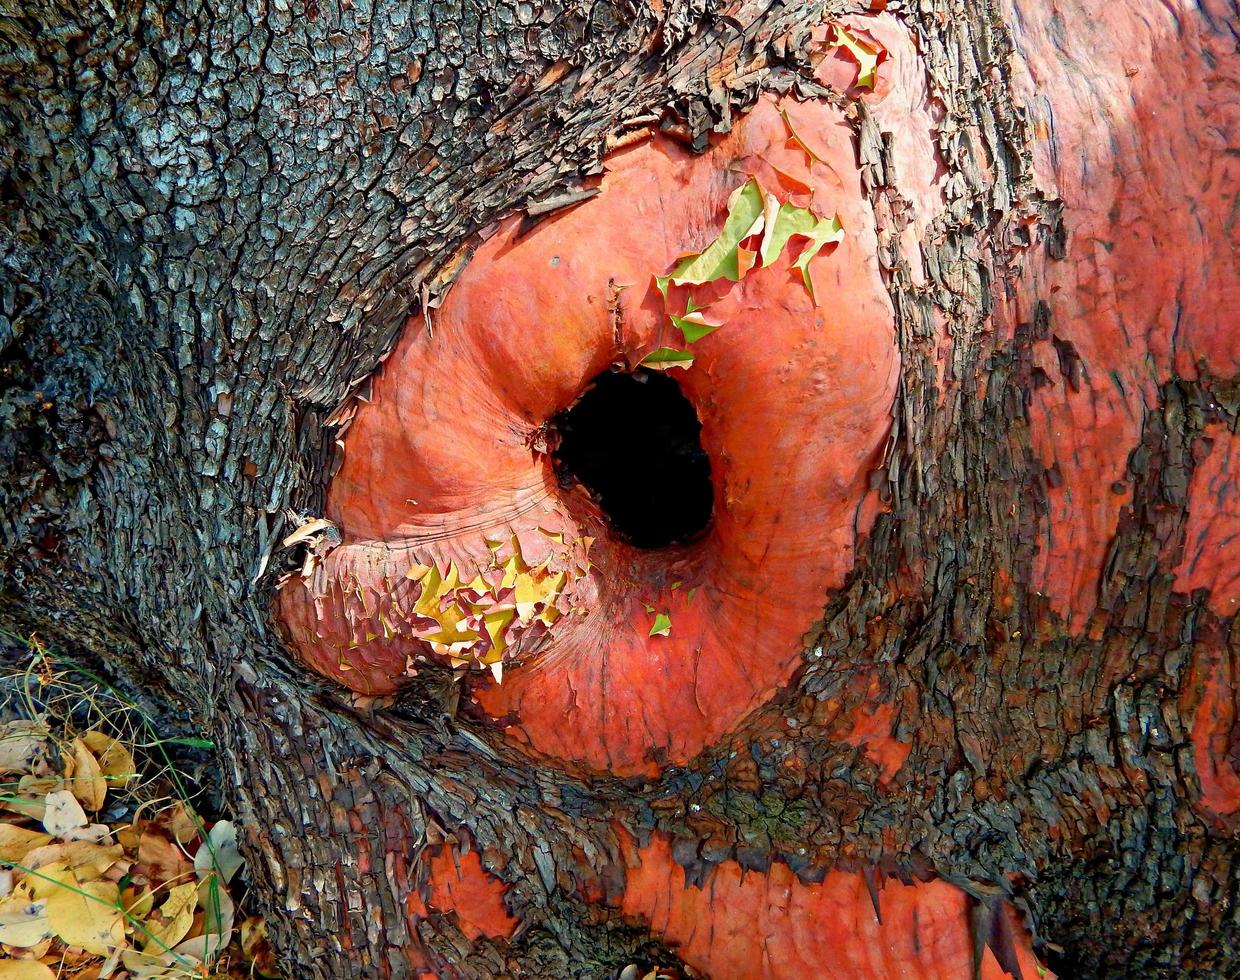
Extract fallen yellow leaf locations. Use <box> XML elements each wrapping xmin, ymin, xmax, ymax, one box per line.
<box><xmin>0</xmin><ymin>959</ymin><xmax>56</xmax><ymax>979</ymax></box>
<box><xmin>122</xmin><ymin>883</ymin><xmax>156</xmax><ymax>921</ymax></box>
<box><xmin>197</xmin><ymin>874</ymin><xmax>235</xmax><ymax>937</ymax></box>
<box><xmin>25</xmin><ymin>863</ymin><xmax>71</xmax><ymax>901</ymax></box>
<box><xmin>80</xmin><ymin>731</ymin><xmax>138</xmax><ymax>788</ymax></box>
<box><xmin>19</xmin><ymin>841</ymin><xmax>124</xmax><ymax>882</ymax></box>
<box><xmin>120</xmin><ymin>946</ymin><xmax>198</xmax><ymax>979</ymax></box>
<box><xmin>142</xmin><ymin>881</ymin><xmax>197</xmax><ymax>952</ymax></box>
<box><xmin>0</xmin><ymin>886</ymin><xmax>52</xmax><ymax>947</ymax></box>
<box><xmin>0</xmin><ymin>824</ymin><xmax>52</xmax><ymax>863</ymax></box>
<box><xmin>173</xmin><ymin>927</ymin><xmax>233</xmax><ymax>963</ymax></box>
<box><xmin>13</xmin><ymin>936</ymin><xmax>54</xmax><ymax>960</ymax></box>
<box><xmin>1</xmin><ymin>776</ymin><xmax>62</xmax><ymax>822</ymax></box>
<box><xmin>60</xmin><ymin>823</ymin><xmax>114</xmax><ymax>845</ymax></box>
<box><xmin>136</xmin><ymin>830</ymin><xmax>192</xmax><ymax>886</ymax></box>
<box><xmin>44</xmin><ymin>875</ymin><xmax>124</xmax><ymax>955</ymax></box>
<box><xmin>165</xmin><ymin>802</ymin><xmax>201</xmax><ymax>846</ymax></box>
<box><xmin>114</xmin><ymin>825</ymin><xmax>140</xmax><ymax>852</ymax></box>
<box><xmin>70</xmin><ymin>739</ymin><xmax>108</xmax><ymax>812</ymax></box>
<box><xmin>240</xmin><ymin>914</ymin><xmax>280</xmax><ymax>977</ymax></box>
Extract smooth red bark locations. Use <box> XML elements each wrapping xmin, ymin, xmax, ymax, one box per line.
<box><xmin>1004</xmin><ymin>0</ymin><xmax>1240</xmax><ymax>626</ymax></box>
<box><xmin>616</xmin><ymin>834</ymin><xmax>1048</xmax><ymax>980</ymax></box>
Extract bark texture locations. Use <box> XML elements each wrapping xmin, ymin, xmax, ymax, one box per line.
<box><xmin>1</xmin><ymin>0</ymin><xmax>1237</xmax><ymax>977</ymax></box>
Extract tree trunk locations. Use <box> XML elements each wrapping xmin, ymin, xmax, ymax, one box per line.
<box><xmin>1</xmin><ymin>0</ymin><xmax>1237</xmax><ymax>977</ymax></box>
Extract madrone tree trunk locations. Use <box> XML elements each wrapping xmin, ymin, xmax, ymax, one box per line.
<box><xmin>1</xmin><ymin>0</ymin><xmax>1237</xmax><ymax>976</ymax></box>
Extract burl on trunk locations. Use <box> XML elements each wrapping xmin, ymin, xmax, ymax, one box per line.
<box><xmin>274</xmin><ymin>4</ymin><xmax>1237</xmax><ymax>977</ymax></box>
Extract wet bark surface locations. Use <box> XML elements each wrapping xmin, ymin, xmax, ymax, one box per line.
<box><xmin>1</xmin><ymin>0</ymin><xmax>1237</xmax><ymax>977</ymax></box>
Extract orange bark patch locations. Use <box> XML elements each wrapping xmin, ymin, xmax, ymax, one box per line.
<box><xmin>817</xmin><ymin>671</ymin><xmax>913</xmax><ymax>782</ymax></box>
<box><xmin>619</xmin><ymin>834</ymin><xmax>1049</xmax><ymax>979</ymax></box>
<box><xmin>1187</xmin><ymin>638</ymin><xmax>1240</xmax><ymax>822</ymax></box>
<box><xmin>838</xmin><ymin>700</ymin><xmax>911</xmax><ymax>781</ymax></box>
<box><xmin>1175</xmin><ymin>424</ymin><xmax>1240</xmax><ymax>618</ymax></box>
<box><xmin>1004</xmin><ymin>0</ymin><xmax>1240</xmax><ymax>628</ymax></box>
<box><xmin>279</xmin><ymin>88</ymin><xmax>900</xmax><ymax>775</ymax></box>
<box><xmin>426</xmin><ymin>846</ymin><xmax>518</xmax><ymax>942</ymax></box>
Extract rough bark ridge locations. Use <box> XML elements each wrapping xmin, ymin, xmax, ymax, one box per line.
<box><xmin>1</xmin><ymin>0</ymin><xmax>1237</xmax><ymax>977</ymax></box>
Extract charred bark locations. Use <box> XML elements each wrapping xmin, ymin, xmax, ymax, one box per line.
<box><xmin>1</xmin><ymin>0</ymin><xmax>1237</xmax><ymax>977</ymax></box>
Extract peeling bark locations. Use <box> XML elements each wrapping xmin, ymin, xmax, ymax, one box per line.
<box><xmin>1</xmin><ymin>0</ymin><xmax>1237</xmax><ymax>977</ymax></box>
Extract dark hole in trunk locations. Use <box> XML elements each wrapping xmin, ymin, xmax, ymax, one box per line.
<box><xmin>551</xmin><ymin>369</ymin><xmax>713</xmax><ymax>550</ymax></box>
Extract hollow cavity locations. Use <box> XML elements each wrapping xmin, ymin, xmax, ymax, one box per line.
<box><xmin>551</xmin><ymin>369</ymin><xmax>713</xmax><ymax>550</ymax></box>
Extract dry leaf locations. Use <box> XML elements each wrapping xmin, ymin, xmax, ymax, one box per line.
<box><xmin>44</xmin><ymin>875</ymin><xmax>125</xmax><ymax>955</ymax></box>
<box><xmin>41</xmin><ymin>790</ymin><xmax>88</xmax><ymax>837</ymax></box>
<box><xmin>121</xmin><ymin>883</ymin><xmax>155</xmax><ymax>923</ymax></box>
<box><xmin>197</xmin><ymin>875</ymin><xmax>234</xmax><ymax>937</ymax></box>
<box><xmin>193</xmin><ymin>821</ymin><xmax>242</xmax><ymax>884</ymax></box>
<box><xmin>0</xmin><ymin>825</ymin><xmax>52</xmax><ymax>863</ymax></box>
<box><xmin>1</xmin><ymin>776</ymin><xmax>62</xmax><ymax>822</ymax></box>
<box><xmin>142</xmin><ymin>881</ymin><xmax>197</xmax><ymax>952</ymax></box>
<box><xmin>55</xmin><ymin>944</ymin><xmax>97</xmax><ymax>967</ymax></box>
<box><xmin>240</xmin><ymin>915</ymin><xmax>280</xmax><ymax>977</ymax></box>
<box><xmin>165</xmin><ymin>804</ymin><xmax>200</xmax><ymax>847</ymax></box>
<box><xmin>0</xmin><ymin>721</ymin><xmax>53</xmax><ymax>776</ymax></box>
<box><xmin>0</xmin><ymin>887</ymin><xmax>52</xmax><ymax>947</ymax></box>
<box><xmin>80</xmin><ymin>732</ymin><xmax>138</xmax><ymax>789</ymax></box>
<box><xmin>101</xmin><ymin>857</ymin><xmax>136</xmax><ymax>887</ymax></box>
<box><xmin>0</xmin><ymin>666</ymin><xmax>253</xmax><ymax>980</ymax></box>
<box><xmin>114</xmin><ymin>826</ymin><xmax>139</xmax><ymax>852</ymax></box>
<box><xmin>62</xmin><ymin>824</ymin><xmax>114</xmax><ymax>845</ymax></box>
<box><xmin>136</xmin><ymin>830</ymin><xmax>191</xmax><ymax>887</ymax></box>
<box><xmin>19</xmin><ymin>841</ymin><xmax>123</xmax><ymax>882</ymax></box>
<box><xmin>0</xmin><ymin>960</ymin><xmax>56</xmax><ymax>979</ymax></box>
<box><xmin>172</xmin><ymin>927</ymin><xmax>232</xmax><ymax>962</ymax></box>
<box><xmin>8</xmin><ymin>938</ymin><xmax>54</xmax><ymax>958</ymax></box>
<box><xmin>25</xmin><ymin>863</ymin><xmax>69</xmax><ymax>901</ymax></box>
<box><xmin>119</xmin><ymin>946</ymin><xmax>199</xmax><ymax>979</ymax></box>
<box><xmin>69</xmin><ymin>739</ymin><xmax>107</xmax><ymax>811</ymax></box>
<box><xmin>96</xmin><ymin>945</ymin><xmax>123</xmax><ymax>978</ymax></box>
